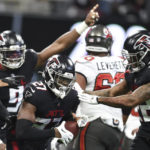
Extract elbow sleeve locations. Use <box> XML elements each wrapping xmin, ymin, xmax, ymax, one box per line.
<box><xmin>16</xmin><ymin>119</ymin><xmax>55</xmax><ymax>141</ymax></box>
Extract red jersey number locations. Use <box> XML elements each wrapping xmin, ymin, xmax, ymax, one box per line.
<box><xmin>94</xmin><ymin>72</ymin><xmax>124</xmax><ymax>90</ymax></box>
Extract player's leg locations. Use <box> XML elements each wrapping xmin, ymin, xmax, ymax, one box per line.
<box><xmin>73</xmin><ymin>118</ymin><xmax>122</xmax><ymax>150</ymax></box>
<box><xmin>85</xmin><ymin>118</ymin><xmax>122</xmax><ymax>150</ymax></box>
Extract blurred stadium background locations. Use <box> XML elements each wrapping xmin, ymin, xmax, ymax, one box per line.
<box><xmin>0</xmin><ymin>0</ymin><xmax>150</xmax><ymax>59</ymax></box>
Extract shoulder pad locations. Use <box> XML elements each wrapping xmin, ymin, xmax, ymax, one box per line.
<box><xmin>76</xmin><ymin>55</ymin><xmax>95</xmax><ymax>64</ymax></box>
<box><xmin>111</xmin><ymin>56</ymin><xmax>124</xmax><ymax>60</ymax></box>
<box><xmin>25</xmin><ymin>49</ymin><xmax>36</xmax><ymax>54</ymax></box>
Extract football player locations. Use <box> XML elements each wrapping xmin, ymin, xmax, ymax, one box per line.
<box><xmin>16</xmin><ymin>55</ymin><xmax>79</xmax><ymax>150</ymax></box>
<box><xmin>78</xmin><ymin>30</ymin><xmax>150</xmax><ymax>150</ymax></box>
<box><xmin>0</xmin><ymin>76</ymin><xmax>25</xmax><ymax>150</ymax></box>
<box><xmin>73</xmin><ymin>24</ymin><xmax>126</xmax><ymax>150</ymax></box>
<box><xmin>0</xmin><ymin>4</ymin><xmax>100</xmax><ymax>150</ymax></box>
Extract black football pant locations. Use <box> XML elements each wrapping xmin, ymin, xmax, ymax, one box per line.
<box><xmin>72</xmin><ymin>118</ymin><xmax>122</xmax><ymax>150</ymax></box>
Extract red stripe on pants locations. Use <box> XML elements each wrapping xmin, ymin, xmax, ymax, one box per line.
<box><xmin>80</xmin><ymin>122</ymin><xmax>90</xmax><ymax>150</ymax></box>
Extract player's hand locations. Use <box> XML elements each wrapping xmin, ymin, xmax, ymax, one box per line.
<box><xmin>51</xmin><ymin>138</ymin><xmax>61</xmax><ymax>150</ymax></box>
<box><xmin>0</xmin><ymin>140</ymin><xmax>6</xmax><ymax>150</ymax></box>
<box><xmin>72</xmin><ymin>113</ymin><xmax>88</xmax><ymax>127</ymax></box>
<box><xmin>85</xmin><ymin>4</ymin><xmax>100</xmax><ymax>26</ymax></box>
<box><xmin>1</xmin><ymin>75</ymin><xmax>25</xmax><ymax>89</ymax></box>
<box><xmin>55</xmin><ymin>121</ymin><xmax>74</xmax><ymax>146</ymax></box>
<box><xmin>78</xmin><ymin>92</ymin><xmax>99</xmax><ymax>104</ymax></box>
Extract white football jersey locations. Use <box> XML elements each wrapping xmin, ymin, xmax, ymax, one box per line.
<box><xmin>75</xmin><ymin>55</ymin><xmax>126</xmax><ymax>131</ymax></box>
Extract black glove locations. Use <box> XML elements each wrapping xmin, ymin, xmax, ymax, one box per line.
<box><xmin>1</xmin><ymin>75</ymin><xmax>25</xmax><ymax>89</ymax></box>
<box><xmin>0</xmin><ymin>101</ymin><xmax>9</xmax><ymax>122</ymax></box>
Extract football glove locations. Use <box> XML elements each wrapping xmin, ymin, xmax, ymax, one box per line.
<box><xmin>78</xmin><ymin>92</ymin><xmax>99</xmax><ymax>104</ymax></box>
<box><xmin>76</xmin><ymin>114</ymin><xmax>88</xmax><ymax>127</ymax></box>
<box><xmin>1</xmin><ymin>75</ymin><xmax>25</xmax><ymax>89</ymax></box>
<box><xmin>55</xmin><ymin>121</ymin><xmax>74</xmax><ymax>146</ymax></box>
<box><xmin>51</xmin><ymin>138</ymin><xmax>61</xmax><ymax>150</ymax></box>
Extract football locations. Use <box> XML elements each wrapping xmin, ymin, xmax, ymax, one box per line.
<box><xmin>65</xmin><ymin>121</ymin><xmax>79</xmax><ymax>137</ymax></box>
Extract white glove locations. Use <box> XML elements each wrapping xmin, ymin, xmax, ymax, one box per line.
<box><xmin>76</xmin><ymin>115</ymin><xmax>88</xmax><ymax>127</ymax></box>
<box><xmin>78</xmin><ymin>92</ymin><xmax>99</xmax><ymax>104</ymax></box>
<box><xmin>51</xmin><ymin>138</ymin><xmax>60</xmax><ymax>150</ymax></box>
<box><xmin>55</xmin><ymin>121</ymin><xmax>74</xmax><ymax>146</ymax></box>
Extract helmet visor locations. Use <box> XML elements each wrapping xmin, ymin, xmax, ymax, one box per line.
<box><xmin>2</xmin><ymin>50</ymin><xmax>24</xmax><ymax>59</ymax></box>
<box><xmin>55</xmin><ymin>73</ymin><xmax>75</xmax><ymax>88</ymax></box>
<box><xmin>0</xmin><ymin>45</ymin><xmax>25</xmax><ymax>69</ymax></box>
<box><xmin>54</xmin><ymin>72</ymin><xmax>75</xmax><ymax>97</ymax></box>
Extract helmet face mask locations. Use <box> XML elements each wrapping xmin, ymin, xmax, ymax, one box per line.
<box><xmin>122</xmin><ymin>31</ymin><xmax>150</xmax><ymax>73</ymax></box>
<box><xmin>122</xmin><ymin>49</ymin><xmax>146</xmax><ymax>72</ymax></box>
<box><xmin>54</xmin><ymin>72</ymin><xmax>75</xmax><ymax>97</ymax></box>
<box><xmin>43</xmin><ymin>55</ymin><xmax>75</xmax><ymax>99</ymax></box>
<box><xmin>0</xmin><ymin>30</ymin><xmax>26</xmax><ymax>69</ymax></box>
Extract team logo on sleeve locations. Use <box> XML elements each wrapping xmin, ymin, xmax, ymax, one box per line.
<box><xmin>24</xmin><ymin>88</ymin><xmax>33</xmax><ymax>98</ymax></box>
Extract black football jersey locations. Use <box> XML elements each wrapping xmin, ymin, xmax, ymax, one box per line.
<box><xmin>125</xmin><ymin>67</ymin><xmax>150</xmax><ymax>137</ymax></box>
<box><xmin>0</xmin><ymin>49</ymin><xmax>38</xmax><ymax>115</ymax></box>
<box><xmin>23</xmin><ymin>81</ymin><xmax>79</xmax><ymax>129</ymax></box>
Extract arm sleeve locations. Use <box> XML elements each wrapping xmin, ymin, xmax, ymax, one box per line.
<box><xmin>16</xmin><ymin>119</ymin><xmax>55</xmax><ymax>141</ymax></box>
<box><xmin>124</xmin><ymin>72</ymin><xmax>133</xmax><ymax>90</ymax></box>
<box><xmin>27</xmin><ymin>49</ymin><xmax>38</xmax><ymax>69</ymax></box>
<box><xmin>0</xmin><ymin>100</ymin><xmax>9</xmax><ymax>121</ymax></box>
<box><xmin>0</xmin><ymin>128</ymin><xmax>7</xmax><ymax>144</ymax></box>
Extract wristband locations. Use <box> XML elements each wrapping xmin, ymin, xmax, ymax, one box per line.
<box><xmin>75</xmin><ymin>21</ymin><xmax>88</xmax><ymax>35</ymax></box>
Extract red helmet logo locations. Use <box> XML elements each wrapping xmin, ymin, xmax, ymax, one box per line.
<box><xmin>134</xmin><ymin>35</ymin><xmax>150</xmax><ymax>50</ymax></box>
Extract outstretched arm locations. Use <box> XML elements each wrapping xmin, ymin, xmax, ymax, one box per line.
<box><xmin>98</xmin><ymin>82</ymin><xmax>150</xmax><ymax>108</ymax></box>
<box><xmin>78</xmin><ymin>79</ymin><xmax>130</xmax><ymax>105</ymax></box>
<box><xmin>86</xmin><ymin>79</ymin><xmax>129</xmax><ymax>97</ymax></box>
<box><xmin>36</xmin><ymin>4</ymin><xmax>100</xmax><ymax>68</ymax></box>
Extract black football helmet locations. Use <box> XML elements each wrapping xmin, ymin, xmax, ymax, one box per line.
<box><xmin>42</xmin><ymin>55</ymin><xmax>75</xmax><ymax>99</ymax></box>
<box><xmin>0</xmin><ymin>30</ymin><xmax>26</xmax><ymax>69</ymax></box>
<box><xmin>122</xmin><ymin>30</ymin><xmax>150</xmax><ymax>73</ymax></box>
<box><xmin>85</xmin><ymin>24</ymin><xmax>113</xmax><ymax>53</ymax></box>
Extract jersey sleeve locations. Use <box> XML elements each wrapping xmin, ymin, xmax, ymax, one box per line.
<box><xmin>23</xmin><ymin>83</ymin><xmax>38</xmax><ymax>107</ymax></box>
<box><xmin>25</xmin><ymin>49</ymin><xmax>38</xmax><ymax>69</ymax></box>
<box><xmin>136</xmin><ymin>68</ymin><xmax>150</xmax><ymax>86</ymax></box>
<box><xmin>63</xmin><ymin>89</ymin><xmax>79</xmax><ymax>121</ymax></box>
<box><xmin>75</xmin><ymin>56</ymin><xmax>94</xmax><ymax>80</ymax></box>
